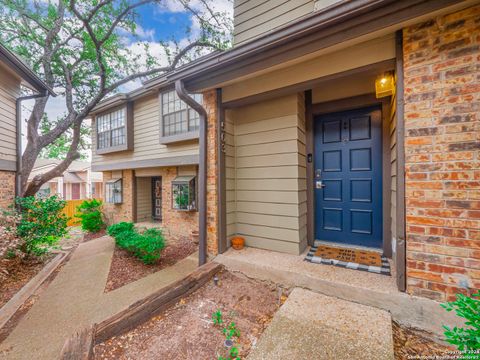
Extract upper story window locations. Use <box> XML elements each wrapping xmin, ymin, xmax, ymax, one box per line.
<box><xmin>95</xmin><ymin>104</ymin><xmax>133</xmax><ymax>154</ymax></box>
<box><xmin>161</xmin><ymin>90</ymin><xmax>202</xmax><ymax>139</ymax></box>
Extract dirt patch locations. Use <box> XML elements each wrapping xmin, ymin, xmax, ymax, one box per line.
<box><xmin>0</xmin><ymin>255</ymin><xmax>54</xmax><ymax>308</ymax></box>
<box><xmin>105</xmin><ymin>235</ymin><xmax>197</xmax><ymax>292</ymax></box>
<box><xmin>84</xmin><ymin>229</ymin><xmax>107</xmax><ymax>242</ymax></box>
<box><xmin>393</xmin><ymin>321</ymin><xmax>454</xmax><ymax>359</ymax></box>
<box><xmin>95</xmin><ymin>271</ymin><xmax>283</xmax><ymax>360</ymax></box>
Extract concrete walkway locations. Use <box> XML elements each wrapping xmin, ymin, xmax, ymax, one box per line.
<box><xmin>0</xmin><ymin>236</ymin><xmax>198</xmax><ymax>360</ymax></box>
<box><xmin>248</xmin><ymin>288</ymin><xmax>394</xmax><ymax>360</ymax></box>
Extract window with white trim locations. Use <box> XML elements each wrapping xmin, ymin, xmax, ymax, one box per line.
<box><xmin>161</xmin><ymin>90</ymin><xmax>202</xmax><ymax>137</ymax></box>
<box><xmin>97</xmin><ymin>108</ymin><xmax>126</xmax><ymax>149</ymax></box>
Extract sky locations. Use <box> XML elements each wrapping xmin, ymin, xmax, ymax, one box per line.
<box><xmin>21</xmin><ymin>0</ymin><xmax>233</xmax><ymax>154</ymax></box>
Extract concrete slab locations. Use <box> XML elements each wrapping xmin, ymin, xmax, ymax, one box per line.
<box><xmin>215</xmin><ymin>247</ymin><xmax>463</xmax><ymax>338</ymax></box>
<box><xmin>248</xmin><ymin>288</ymin><xmax>394</xmax><ymax>360</ymax></box>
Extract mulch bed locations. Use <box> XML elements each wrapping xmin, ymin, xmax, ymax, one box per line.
<box><xmin>104</xmin><ymin>235</ymin><xmax>198</xmax><ymax>292</ymax></box>
<box><xmin>83</xmin><ymin>229</ymin><xmax>107</xmax><ymax>242</ymax></box>
<box><xmin>0</xmin><ymin>254</ymin><xmax>54</xmax><ymax>309</ymax></box>
<box><xmin>95</xmin><ymin>271</ymin><xmax>284</xmax><ymax>360</ymax></box>
<box><xmin>392</xmin><ymin>320</ymin><xmax>455</xmax><ymax>359</ymax></box>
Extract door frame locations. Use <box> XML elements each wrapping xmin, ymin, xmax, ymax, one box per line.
<box><xmin>306</xmin><ymin>93</ymin><xmax>391</xmax><ymax>256</ymax></box>
<box><xmin>151</xmin><ymin>176</ymin><xmax>162</xmax><ymax>222</ymax></box>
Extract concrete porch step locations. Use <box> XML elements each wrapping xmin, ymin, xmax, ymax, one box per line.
<box><xmin>247</xmin><ymin>288</ymin><xmax>394</xmax><ymax>360</ymax></box>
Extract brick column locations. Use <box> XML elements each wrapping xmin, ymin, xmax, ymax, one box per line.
<box><xmin>403</xmin><ymin>5</ymin><xmax>480</xmax><ymax>301</ymax></box>
<box><xmin>0</xmin><ymin>170</ymin><xmax>15</xmax><ymax>209</ymax></box>
<box><xmin>203</xmin><ymin>89</ymin><xmax>219</xmax><ymax>256</ymax></box>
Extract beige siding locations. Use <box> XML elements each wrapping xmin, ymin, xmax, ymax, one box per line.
<box><xmin>228</xmin><ymin>93</ymin><xmax>307</xmax><ymax>254</ymax></box>
<box><xmin>136</xmin><ymin>176</ymin><xmax>152</xmax><ymax>222</ymax></box>
<box><xmin>92</xmin><ymin>94</ymin><xmax>199</xmax><ymax>168</ymax></box>
<box><xmin>233</xmin><ymin>0</ymin><xmax>314</xmax><ymax>45</ymax></box>
<box><xmin>223</xmin><ymin>35</ymin><xmax>396</xmax><ymax>103</ymax></box>
<box><xmin>0</xmin><ymin>62</ymin><xmax>20</xmax><ymax>167</ymax></box>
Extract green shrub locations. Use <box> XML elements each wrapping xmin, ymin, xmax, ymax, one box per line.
<box><xmin>76</xmin><ymin>199</ymin><xmax>104</xmax><ymax>233</ymax></box>
<box><xmin>107</xmin><ymin>222</ymin><xmax>135</xmax><ymax>238</ymax></box>
<box><xmin>107</xmin><ymin>223</ymin><xmax>165</xmax><ymax>264</ymax></box>
<box><xmin>16</xmin><ymin>196</ymin><xmax>68</xmax><ymax>256</ymax></box>
<box><xmin>442</xmin><ymin>292</ymin><xmax>480</xmax><ymax>354</ymax></box>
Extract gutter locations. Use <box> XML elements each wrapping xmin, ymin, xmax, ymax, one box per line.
<box><xmin>175</xmin><ymin>80</ymin><xmax>208</xmax><ymax>266</ymax></box>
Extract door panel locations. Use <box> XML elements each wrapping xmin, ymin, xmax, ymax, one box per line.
<box><xmin>152</xmin><ymin>177</ymin><xmax>162</xmax><ymax>221</ymax></box>
<box><xmin>314</xmin><ymin>106</ymin><xmax>382</xmax><ymax>248</ymax></box>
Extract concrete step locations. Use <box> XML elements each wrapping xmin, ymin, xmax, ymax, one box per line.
<box><xmin>247</xmin><ymin>288</ymin><xmax>394</xmax><ymax>360</ymax></box>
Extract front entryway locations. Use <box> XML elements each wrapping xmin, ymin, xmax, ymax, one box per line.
<box><xmin>314</xmin><ymin>106</ymin><xmax>383</xmax><ymax>248</ymax></box>
<box><xmin>152</xmin><ymin>177</ymin><xmax>162</xmax><ymax>221</ymax></box>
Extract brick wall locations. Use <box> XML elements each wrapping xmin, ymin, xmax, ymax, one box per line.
<box><xmin>102</xmin><ymin>170</ymin><xmax>134</xmax><ymax>224</ymax></box>
<box><xmin>159</xmin><ymin>167</ymin><xmax>198</xmax><ymax>237</ymax></box>
<box><xmin>403</xmin><ymin>5</ymin><xmax>480</xmax><ymax>301</ymax></box>
<box><xmin>0</xmin><ymin>170</ymin><xmax>15</xmax><ymax>209</ymax></box>
<box><xmin>204</xmin><ymin>89</ymin><xmax>220</xmax><ymax>256</ymax></box>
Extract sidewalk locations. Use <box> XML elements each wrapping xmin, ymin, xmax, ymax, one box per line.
<box><xmin>0</xmin><ymin>236</ymin><xmax>197</xmax><ymax>360</ymax></box>
<box><xmin>248</xmin><ymin>288</ymin><xmax>394</xmax><ymax>360</ymax></box>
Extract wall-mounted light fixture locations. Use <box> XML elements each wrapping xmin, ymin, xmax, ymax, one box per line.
<box><xmin>375</xmin><ymin>72</ymin><xmax>394</xmax><ymax>98</ymax></box>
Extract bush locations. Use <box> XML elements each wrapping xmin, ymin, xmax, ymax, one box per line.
<box><xmin>0</xmin><ymin>207</ymin><xmax>21</xmax><ymax>258</ymax></box>
<box><xmin>76</xmin><ymin>199</ymin><xmax>104</xmax><ymax>233</ymax></box>
<box><xmin>107</xmin><ymin>222</ymin><xmax>166</xmax><ymax>264</ymax></box>
<box><xmin>16</xmin><ymin>196</ymin><xmax>68</xmax><ymax>256</ymax></box>
<box><xmin>107</xmin><ymin>221</ymin><xmax>135</xmax><ymax>238</ymax></box>
<box><xmin>442</xmin><ymin>292</ymin><xmax>480</xmax><ymax>354</ymax></box>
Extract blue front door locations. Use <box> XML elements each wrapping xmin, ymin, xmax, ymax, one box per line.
<box><xmin>314</xmin><ymin>106</ymin><xmax>383</xmax><ymax>248</ymax></box>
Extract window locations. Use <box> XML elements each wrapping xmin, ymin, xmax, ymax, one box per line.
<box><xmin>171</xmin><ymin>176</ymin><xmax>196</xmax><ymax>211</ymax></box>
<box><xmin>105</xmin><ymin>179</ymin><xmax>122</xmax><ymax>204</ymax></box>
<box><xmin>161</xmin><ymin>90</ymin><xmax>202</xmax><ymax>137</ymax></box>
<box><xmin>97</xmin><ymin>108</ymin><xmax>126</xmax><ymax>149</ymax></box>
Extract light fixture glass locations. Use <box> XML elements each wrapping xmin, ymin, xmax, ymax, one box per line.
<box><xmin>375</xmin><ymin>72</ymin><xmax>394</xmax><ymax>98</ymax></box>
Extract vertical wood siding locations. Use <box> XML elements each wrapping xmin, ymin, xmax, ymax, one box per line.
<box><xmin>228</xmin><ymin>93</ymin><xmax>307</xmax><ymax>254</ymax></box>
<box><xmin>0</xmin><ymin>64</ymin><xmax>20</xmax><ymax>166</ymax></box>
<box><xmin>390</xmin><ymin>81</ymin><xmax>398</xmax><ymax>258</ymax></box>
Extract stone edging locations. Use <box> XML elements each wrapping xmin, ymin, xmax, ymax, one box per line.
<box><xmin>0</xmin><ymin>251</ymin><xmax>69</xmax><ymax>330</ymax></box>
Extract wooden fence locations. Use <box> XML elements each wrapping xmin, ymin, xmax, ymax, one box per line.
<box><xmin>62</xmin><ymin>199</ymin><xmax>84</xmax><ymax>227</ymax></box>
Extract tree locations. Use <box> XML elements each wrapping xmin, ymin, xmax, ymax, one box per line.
<box><xmin>0</xmin><ymin>0</ymin><xmax>232</xmax><ymax>197</ymax></box>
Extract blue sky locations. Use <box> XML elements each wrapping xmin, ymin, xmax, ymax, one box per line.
<box><xmin>135</xmin><ymin>4</ymin><xmax>194</xmax><ymax>42</ymax></box>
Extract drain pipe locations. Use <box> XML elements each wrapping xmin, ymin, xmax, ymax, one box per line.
<box><xmin>15</xmin><ymin>92</ymin><xmax>48</xmax><ymax>197</ymax></box>
<box><xmin>175</xmin><ymin>80</ymin><xmax>208</xmax><ymax>266</ymax></box>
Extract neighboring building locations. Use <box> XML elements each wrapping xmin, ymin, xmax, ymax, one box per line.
<box><xmin>92</xmin><ymin>1</ymin><xmax>480</xmax><ymax>302</ymax></box>
<box><xmin>0</xmin><ymin>43</ymin><xmax>54</xmax><ymax>208</ymax></box>
<box><xmin>29</xmin><ymin>159</ymin><xmax>103</xmax><ymax>200</ymax></box>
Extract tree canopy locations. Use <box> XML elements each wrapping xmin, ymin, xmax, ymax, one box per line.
<box><xmin>0</xmin><ymin>0</ymin><xmax>232</xmax><ymax>196</ymax></box>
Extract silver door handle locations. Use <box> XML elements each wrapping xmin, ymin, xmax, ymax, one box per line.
<box><xmin>316</xmin><ymin>181</ymin><xmax>326</xmax><ymax>189</ymax></box>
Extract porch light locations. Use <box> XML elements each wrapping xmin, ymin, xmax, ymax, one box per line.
<box><xmin>375</xmin><ymin>73</ymin><xmax>394</xmax><ymax>98</ymax></box>
<box><xmin>171</xmin><ymin>175</ymin><xmax>197</xmax><ymax>211</ymax></box>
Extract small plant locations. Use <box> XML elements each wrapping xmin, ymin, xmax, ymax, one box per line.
<box><xmin>16</xmin><ymin>196</ymin><xmax>68</xmax><ymax>256</ymax></box>
<box><xmin>107</xmin><ymin>222</ymin><xmax>166</xmax><ymax>264</ymax></box>
<box><xmin>76</xmin><ymin>199</ymin><xmax>104</xmax><ymax>233</ymax></box>
<box><xmin>441</xmin><ymin>292</ymin><xmax>480</xmax><ymax>355</ymax></box>
<box><xmin>213</xmin><ymin>310</ymin><xmax>242</xmax><ymax>360</ymax></box>
<box><xmin>223</xmin><ymin>322</ymin><xmax>241</xmax><ymax>340</ymax></box>
<box><xmin>212</xmin><ymin>310</ymin><xmax>223</xmax><ymax>325</ymax></box>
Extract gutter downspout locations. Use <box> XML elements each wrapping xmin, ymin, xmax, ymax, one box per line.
<box><xmin>175</xmin><ymin>80</ymin><xmax>208</xmax><ymax>266</ymax></box>
<box><xmin>15</xmin><ymin>92</ymin><xmax>48</xmax><ymax>197</ymax></box>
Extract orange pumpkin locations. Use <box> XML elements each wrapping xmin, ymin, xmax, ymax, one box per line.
<box><xmin>231</xmin><ymin>236</ymin><xmax>245</xmax><ymax>250</ymax></box>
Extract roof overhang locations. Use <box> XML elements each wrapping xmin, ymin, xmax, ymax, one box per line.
<box><xmin>166</xmin><ymin>0</ymin><xmax>477</xmax><ymax>92</ymax></box>
<box><xmin>0</xmin><ymin>43</ymin><xmax>56</xmax><ymax>96</ymax></box>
